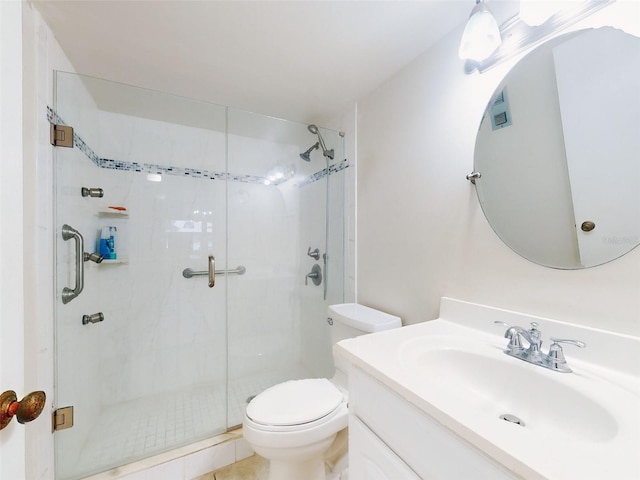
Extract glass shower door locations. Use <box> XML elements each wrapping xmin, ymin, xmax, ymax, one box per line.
<box><xmin>53</xmin><ymin>72</ymin><xmax>228</xmax><ymax>479</ymax></box>
<box><xmin>225</xmin><ymin>108</ymin><xmax>345</xmax><ymax>427</ymax></box>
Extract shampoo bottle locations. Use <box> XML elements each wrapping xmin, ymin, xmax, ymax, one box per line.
<box><xmin>99</xmin><ymin>226</ymin><xmax>117</xmax><ymax>259</ymax></box>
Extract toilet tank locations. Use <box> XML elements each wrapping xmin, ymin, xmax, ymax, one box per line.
<box><xmin>328</xmin><ymin>303</ymin><xmax>402</xmax><ymax>389</ymax></box>
<box><xmin>328</xmin><ymin>303</ymin><xmax>402</xmax><ymax>344</ymax></box>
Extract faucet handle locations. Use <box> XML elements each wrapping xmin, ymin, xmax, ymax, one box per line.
<box><xmin>549</xmin><ymin>338</ymin><xmax>586</xmax><ymax>349</ymax></box>
<box><xmin>307</xmin><ymin>247</ymin><xmax>320</xmax><ymax>260</ymax></box>
<box><xmin>547</xmin><ymin>338</ymin><xmax>585</xmax><ymax>372</ymax></box>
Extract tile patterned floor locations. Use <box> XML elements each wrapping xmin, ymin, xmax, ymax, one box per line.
<box><xmin>196</xmin><ymin>454</ymin><xmax>269</xmax><ymax>480</ymax></box>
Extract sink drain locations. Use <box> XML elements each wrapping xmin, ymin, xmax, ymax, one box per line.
<box><xmin>499</xmin><ymin>414</ymin><xmax>525</xmax><ymax>426</ymax></box>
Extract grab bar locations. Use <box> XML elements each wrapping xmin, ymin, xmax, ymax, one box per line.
<box><xmin>208</xmin><ymin>255</ymin><xmax>215</xmax><ymax>287</ymax></box>
<box><xmin>61</xmin><ymin>224</ymin><xmax>104</xmax><ymax>303</ymax></box>
<box><xmin>61</xmin><ymin>224</ymin><xmax>84</xmax><ymax>304</ymax></box>
<box><xmin>182</xmin><ymin>261</ymin><xmax>246</xmax><ymax>288</ymax></box>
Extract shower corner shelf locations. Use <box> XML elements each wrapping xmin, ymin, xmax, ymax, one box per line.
<box><xmin>100</xmin><ymin>257</ymin><xmax>129</xmax><ymax>265</ymax></box>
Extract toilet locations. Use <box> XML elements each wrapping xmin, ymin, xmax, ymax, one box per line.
<box><xmin>242</xmin><ymin>303</ymin><xmax>402</xmax><ymax>480</ymax></box>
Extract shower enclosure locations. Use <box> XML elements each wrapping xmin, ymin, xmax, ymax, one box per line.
<box><xmin>52</xmin><ymin>72</ymin><xmax>346</xmax><ymax>479</ymax></box>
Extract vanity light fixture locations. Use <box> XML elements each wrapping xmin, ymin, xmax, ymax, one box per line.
<box><xmin>458</xmin><ymin>0</ymin><xmax>502</xmax><ymax>61</ymax></box>
<box><xmin>464</xmin><ymin>0</ymin><xmax>615</xmax><ymax>73</ymax></box>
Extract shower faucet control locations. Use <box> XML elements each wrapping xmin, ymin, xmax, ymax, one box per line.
<box><xmin>305</xmin><ymin>264</ymin><xmax>322</xmax><ymax>286</ymax></box>
<box><xmin>307</xmin><ymin>247</ymin><xmax>320</xmax><ymax>260</ymax></box>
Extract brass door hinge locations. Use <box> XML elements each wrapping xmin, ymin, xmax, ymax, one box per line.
<box><xmin>50</xmin><ymin>124</ymin><xmax>74</xmax><ymax>148</ymax></box>
<box><xmin>52</xmin><ymin>406</ymin><xmax>74</xmax><ymax>431</ymax></box>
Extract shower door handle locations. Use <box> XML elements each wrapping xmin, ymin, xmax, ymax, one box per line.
<box><xmin>208</xmin><ymin>255</ymin><xmax>215</xmax><ymax>288</ymax></box>
<box><xmin>182</xmin><ymin>257</ymin><xmax>246</xmax><ymax>284</ymax></box>
<box><xmin>61</xmin><ymin>224</ymin><xmax>84</xmax><ymax>304</ymax></box>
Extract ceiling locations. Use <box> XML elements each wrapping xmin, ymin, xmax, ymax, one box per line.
<box><xmin>32</xmin><ymin>1</ymin><xmax>513</xmax><ymax>124</ymax></box>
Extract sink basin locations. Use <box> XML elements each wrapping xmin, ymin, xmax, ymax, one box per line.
<box><xmin>399</xmin><ymin>338</ymin><xmax>618</xmax><ymax>443</ymax></box>
<box><xmin>336</xmin><ymin>298</ymin><xmax>640</xmax><ymax>480</ymax></box>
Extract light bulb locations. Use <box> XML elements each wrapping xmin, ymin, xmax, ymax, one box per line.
<box><xmin>459</xmin><ymin>2</ymin><xmax>502</xmax><ymax>61</ymax></box>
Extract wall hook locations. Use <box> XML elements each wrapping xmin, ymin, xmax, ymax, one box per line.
<box><xmin>81</xmin><ymin>187</ymin><xmax>104</xmax><ymax>198</ymax></box>
<box><xmin>466</xmin><ymin>171</ymin><xmax>482</xmax><ymax>184</ymax></box>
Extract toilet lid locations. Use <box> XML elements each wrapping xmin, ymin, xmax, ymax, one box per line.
<box><xmin>246</xmin><ymin>378</ymin><xmax>343</xmax><ymax>427</ymax></box>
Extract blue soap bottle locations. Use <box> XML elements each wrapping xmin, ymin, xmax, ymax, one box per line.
<box><xmin>99</xmin><ymin>226</ymin><xmax>117</xmax><ymax>259</ymax></box>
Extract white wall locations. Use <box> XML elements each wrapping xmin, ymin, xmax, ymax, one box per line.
<box><xmin>1</xmin><ymin>1</ymin><xmax>25</xmax><ymax>479</ymax></box>
<box><xmin>357</xmin><ymin>1</ymin><xmax>640</xmax><ymax>336</ymax></box>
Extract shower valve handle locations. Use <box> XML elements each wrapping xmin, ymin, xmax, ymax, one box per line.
<box><xmin>307</xmin><ymin>247</ymin><xmax>320</xmax><ymax>260</ymax></box>
<box><xmin>305</xmin><ymin>264</ymin><xmax>322</xmax><ymax>286</ymax></box>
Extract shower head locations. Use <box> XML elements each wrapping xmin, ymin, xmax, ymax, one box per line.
<box><xmin>306</xmin><ymin>125</ymin><xmax>334</xmax><ymax>160</ymax></box>
<box><xmin>300</xmin><ymin>142</ymin><xmax>320</xmax><ymax>162</ymax></box>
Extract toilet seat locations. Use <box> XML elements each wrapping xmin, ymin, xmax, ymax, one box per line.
<box><xmin>241</xmin><ymin>304</ymin><xmax>402</xmax><ymax>480</ymax></box>
<box><xmin>246</xmin><ymin>378</ymin><xmax>344</xmax><ymax>430</ymax></box>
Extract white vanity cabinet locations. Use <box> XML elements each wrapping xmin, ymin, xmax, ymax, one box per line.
<box><xmin>349</xmin><ymin>416</ymin><xmax>421</xmax><ymax>479</ymax></box>
<box><xmin>349</xmin><ymin>367</ymin><xmax>518</xmax><ymax>480</ymax></box>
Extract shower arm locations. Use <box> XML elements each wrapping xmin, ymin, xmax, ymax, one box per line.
<box><xmin>304</xmin><ymin>142</ymin><xmax>320</xmax><ymax>155</ymax></box>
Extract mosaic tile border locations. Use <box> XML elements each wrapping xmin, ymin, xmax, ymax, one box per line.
<box><xmin>47</xmin><ymin>107</ymin><xmax>347</xmax><ymax>186</ymax></box>
<box><xmin>296</xmin><ymin>159</ymin><xmax>349</xmax><ymax>187</ymax></box>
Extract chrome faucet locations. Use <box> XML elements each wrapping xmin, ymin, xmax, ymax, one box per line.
<box><xmin>495</xmin><ymin>321</ymin><xmax>585</xmax><ymax>373</ymax></box>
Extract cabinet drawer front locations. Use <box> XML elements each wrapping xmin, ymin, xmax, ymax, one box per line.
<box><xmin>350</xmin><ymin>367</ymin><xmax>517</xmax><ymax>480</ymax></box>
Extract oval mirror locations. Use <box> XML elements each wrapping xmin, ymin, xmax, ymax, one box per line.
<box><xmin>473</xmin><ymin>27</ymin><xmax>640</xmax><ymax>269</ymax></box>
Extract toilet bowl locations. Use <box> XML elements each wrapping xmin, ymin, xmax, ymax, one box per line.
<box><xmin>242</xmin><ymin>304</ymin><xmax>402</xmax><ymax>480</ymax></box>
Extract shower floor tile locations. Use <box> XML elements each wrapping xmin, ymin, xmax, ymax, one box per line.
<box><xmin>75</xmin><ymin>384</ymin><xmax>227</xmax><ymax>475</ymax></box>
<box><xmin>74</xmin><ymin>364</ymin><xmax>313</xmax><ymax>476</ymax></box>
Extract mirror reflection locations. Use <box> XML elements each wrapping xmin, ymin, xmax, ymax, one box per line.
<box><xmin>474</xmin><ymin>27</ymin><xmax>640</xmax><ymax>269</ymax></box>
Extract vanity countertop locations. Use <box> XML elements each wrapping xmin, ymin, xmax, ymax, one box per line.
<box><xmin>335</xmin><ymin>298</ymin><xmax>640</xmax><ymax>480</ymax></box>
